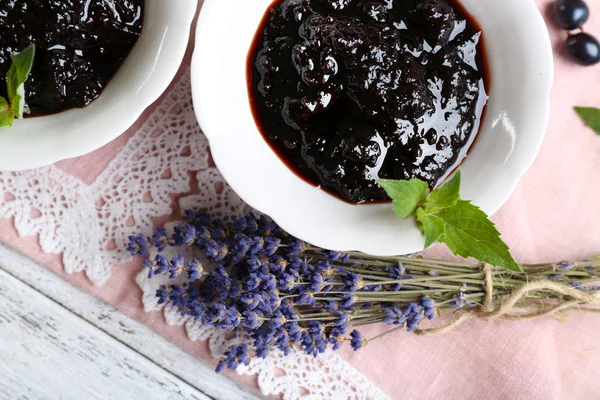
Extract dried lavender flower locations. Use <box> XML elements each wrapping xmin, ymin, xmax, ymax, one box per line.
<box><xmin>126</xmin><ymin>211</ymin><xmax>600</xmax><ymax>373</ymax></box>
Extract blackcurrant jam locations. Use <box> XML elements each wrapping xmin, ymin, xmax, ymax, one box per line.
<box><xmin>0</xmin><ymin>0</ymin><xmax>144</xmax><ymax>116</ymax></box>
<box><xmin>248</xmin><ymin>0</ymin><xmax>489</xmax><ymax>204</ymax></box>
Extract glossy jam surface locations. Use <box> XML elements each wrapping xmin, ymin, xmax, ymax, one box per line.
<box><xmin>248</xmin><ymin>0</ymin><xmax>488</xmax><ymax>204</ymax></box>
<box><xmin>0</xmin><ymin>0</ymin><xmax>143</xmax><ymax>116</ymax></box>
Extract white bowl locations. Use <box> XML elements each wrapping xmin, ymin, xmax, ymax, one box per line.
<box><xmin>192</xmin><ymin>0</ymin><xmax>553</xmax><ymax>256</ymax></box>
<box><xmin>0</xmin><ymin>0</ymin><xmax>198</xmax><ymax>171</ymax></box>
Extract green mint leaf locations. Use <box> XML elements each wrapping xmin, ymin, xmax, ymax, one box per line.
<box><xmin>0</xmin><ymin>96</ymin><xmax>14</xmax><ymax>128</ymax></box>
<box><xmin>575</xmin><ymin>107</ymin><xmax>600</xmax><ymax>135</ymax></box>
<box><xmin>7</xmin><ymin>44</ymin><xmax>35</xmax><ymax>119</ymax></box>
<box><xmin>436</xmin><ymin>200</ymin><xmax>522</xmax><ymax>272</ymax></box>
<box><xmin>379</xmin><ymin>179</ymin><xmax>429</xmax><ymax>219</ymax></box>
<box><xmin>416</xmin><ymin>208</ymin><xmax>446</xmax><ymax>248</ymax></box>
<box><xmin>424</xmin><ymin>170</ymin><xmax>461</xmax><ymax>212</ymax></box>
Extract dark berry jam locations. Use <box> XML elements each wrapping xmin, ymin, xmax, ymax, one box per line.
<box><xmin>248</xmin><ymin>0</ymin><xmax>488</xmax><ymax>204</ymax></box>
<box><xmin>0</xmin><ymin>0</ymin><xmax>143</xmax><ymax>116</ymax></box>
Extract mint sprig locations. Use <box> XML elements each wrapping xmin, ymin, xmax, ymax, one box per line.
<box><xmin>575</xmin><ymin>107</ymin><xmax>600</xmax><ymax>135</ymax></box>
<box><xmin>379</xmin><ymin>170</ymin><xmax>522</xmax><ymax>272</ymax></box>
<box><xmin>1</xmin><ymin>44</ymin><xmax>35</xmax><ymax>128</ymax></box>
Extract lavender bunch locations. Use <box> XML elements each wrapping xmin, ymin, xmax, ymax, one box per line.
<box><xmin>127</xmin><ymin>211</ymin><xmax>600</xmax><ymax>373</ymax></box>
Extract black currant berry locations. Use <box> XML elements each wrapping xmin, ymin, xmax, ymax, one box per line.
<box><xmin>566</xmin><ymin>32</ymin><xmax>600</xmax><ymax>65</ymax></box>
<box><xmin>554</xmin><ymin>0</ymin><xmax>590</xmax><ymax>30</ymax></box>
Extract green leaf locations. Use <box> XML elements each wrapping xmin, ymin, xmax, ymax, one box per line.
<box><xmin>0</xmin><ymin>96</ymin><xmax>14</xmax><ymax>128</ymax></box>
<box><xmin>575</xmin><ymin>107</ymin><xmax>600</xmax><ymax>135</ymax></box>
<box><xmin>379</xmin><ymin>179</ymin><xmax>429</xmax><ymax>219</ymax></box>
<box><xmin>381</xmin><ymin>169</ymin><xmax>519</xmax><ymax>272</ymax></box>
<box><xmin>424</xmin><ymin>170</ymin><xmax>461</xmax><ymax>212</ymax></box>
<box><xmin>416</xmin><ymin>208</ymin><xmax>446</xmax><ymax>248</ymax></box>
<box><xmin>7</xmin><ymin>44</ymin><xmax>35</xmax><ymax>119</ymax></box>
<box><xmin>437</xmin><ymin>200</ymin><xmax>522</xmax><ymax>272</ymax></box>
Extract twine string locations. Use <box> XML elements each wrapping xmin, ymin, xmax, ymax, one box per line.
<box><xmin>414</xmin><ymin>264</ymin><xmax>600</xmax><ymax>336</ymax></box>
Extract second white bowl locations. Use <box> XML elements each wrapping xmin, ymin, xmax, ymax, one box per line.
<box><xmin>0</xmin><ymin>0</ymin><xmax>198</xmax><ymax>171</ymax></box>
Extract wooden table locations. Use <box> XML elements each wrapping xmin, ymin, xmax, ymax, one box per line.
<box><xmin>0</xmin><ymin>244</ymin><xmax>264</xmax><ymax>400</ymax></box>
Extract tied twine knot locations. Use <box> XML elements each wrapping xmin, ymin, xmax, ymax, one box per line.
<box><xmin>414</xmin><ymin>264</ymin><xmax>600</xmax><ymax>336</ymax></box>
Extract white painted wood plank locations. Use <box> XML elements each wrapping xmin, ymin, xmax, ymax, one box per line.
<box><xmin>0</xmin><ymin>244</ymin><xmax>263</xmax><ymax>400</ymax></box>
<box><xmin>0</xmin><ymin>266</ymin><xmax>209</xmax><ymax>400</ymax></box>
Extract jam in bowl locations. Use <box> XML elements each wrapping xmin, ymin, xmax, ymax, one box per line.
<box><xmin>248</xmin><ymin>0</ymin><xmax>489</xmax><ymax>204</ymax></box>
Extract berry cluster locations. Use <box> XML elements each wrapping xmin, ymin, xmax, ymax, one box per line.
<box><xmin>554</xmin><ymin>0</ymin><xmax>600</xmax><ymax>65</ymax></box>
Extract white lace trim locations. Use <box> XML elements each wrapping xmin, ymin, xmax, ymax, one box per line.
<box><xmin>0</xmin><ymin>71</ymin><xmax>210</xmax><ymax>286</ymax></box>
<box><xmin>0</xmin><ymin>69</ymin><xmax>389</xmax><ymax>400</ymax></box>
